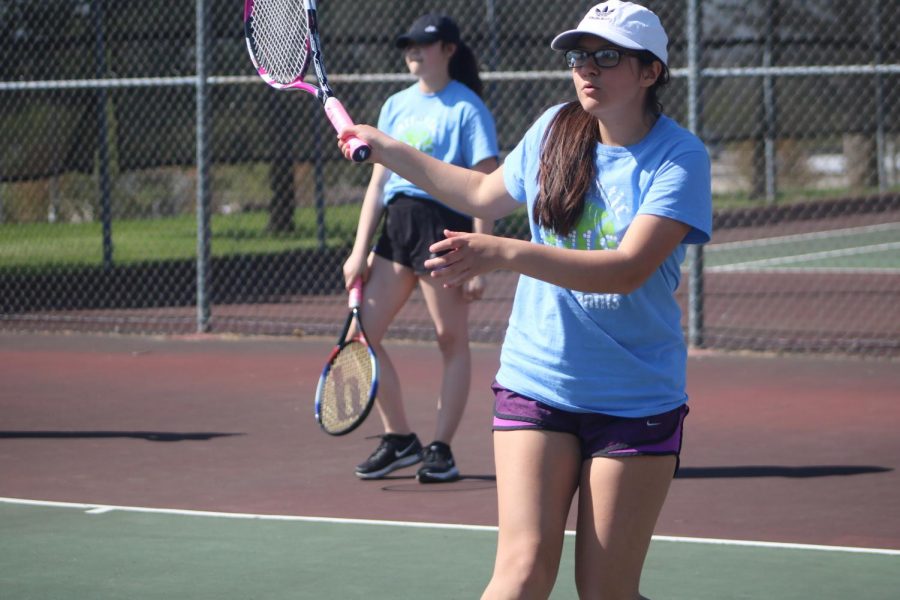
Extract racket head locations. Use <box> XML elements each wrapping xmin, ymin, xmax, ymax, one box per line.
<box><xmin>314</xmin><ymin>314</ymin><xmax>379</xmax><ymax>436</ymax></box>
<box><xmin>243</xmin><ymin>0</ymin><xmax>316</xmax><ymax>92</ymax></box>
<box><xmin>243</xmin><ymin>0</ymin><xmax>371</xmax><ymax>162</ymax></box>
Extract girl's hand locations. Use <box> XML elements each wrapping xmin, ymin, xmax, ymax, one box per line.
<box><xmin>425</xmin><ymin>230</ymin><xmax>506</xmax><ymax>288</ymax></box>
<box><xmin>342</xmin><ymin>251</ymin><xmax>370</xmax><ymax>290</ymax></box>
<box><xmin>337</xmin><ymin>125</ymin><xmax>385</xmax><ymax>163</ymax></box>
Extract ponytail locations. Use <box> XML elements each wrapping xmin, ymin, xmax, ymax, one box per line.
<box><xmin>533</xmin><ymin>102</ymin><xmax>600</xmax><ymax>237</ymax></box>
<box><xmin>447</xmin><ymin>41</ymin><xmax>483</xmax><ymax>98</ymax></box>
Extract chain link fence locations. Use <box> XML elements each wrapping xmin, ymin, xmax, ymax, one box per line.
<box><xmin>1</xmin><ymin>0</ymin><xmax>898</xmax><ymax>357</ymax></box>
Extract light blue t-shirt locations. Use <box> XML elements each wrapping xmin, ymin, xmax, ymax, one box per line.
<box><xmin>378</xmin><ymin>80</ymin><xmax>498</xmax><ymax>209</ymax></box>
<box><xmin>497</xmin><ymin>105</ymin><xmax>712</xmax><ymax>418</ymax></box>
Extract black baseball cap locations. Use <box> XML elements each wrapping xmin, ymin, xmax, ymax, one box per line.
<box><xmin>395</xmin><ymin>14</ymin><xmax>461</xmax><ymax>48</ymax></box>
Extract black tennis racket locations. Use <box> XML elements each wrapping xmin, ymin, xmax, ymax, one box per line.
<box><xmin>243</xmin><ymin>0</ymin><xmax>370</xmax><ymax>162</ymax></box>
<box><xmin>314</xmin><ymin>278</ymin><xmax>378</xmax><ymax>436</ymax></box>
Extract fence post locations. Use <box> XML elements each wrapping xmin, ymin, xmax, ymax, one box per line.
<box><xmin>93</xmin><ymin>0</ymin><xmax>113</xmax><ymax>270</ymax></box>
<box><xmin>314</xmin><ymin>116</ymin><xmax>326</xmax><ymax>252</ymax></box>
<box><xmin>195</xmin><ymin>0</ymin><xmax>211</xmax><ymax>332</ymax></box>
<box><xmin>873</xmin><ymin>0</ymin><xmax>886</xmax><ymax>192</ymax></box>
<box><xmin>485</xmin><ymin>0</ymin><xmax>499</xmax><ymax>72</ymax></box>
<box><xmin>686</xmin><ymin>0</ymin><xmax>704</xmax><ymax>348</ymax></box>
<box><xmin>762</xmin><ymin>0</ymin><xmax>778</xmax><ymax>203</ymax></box>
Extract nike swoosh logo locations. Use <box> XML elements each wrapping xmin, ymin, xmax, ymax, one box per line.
<box><xmin>646</xmin><ymin>421</ymin><xmax>662</xmax><ymax>427</ymax></box>
<box><xmin>395</xmin><ymin>441</ymin><xmax>417</xmax><ymax>458</ymax></box>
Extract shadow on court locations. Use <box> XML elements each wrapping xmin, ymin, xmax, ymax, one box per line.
<box><xmin>1</xmin><ymin>332</ymin><xmax>898</xmax><ymax>598</ymax></box>
<box><xmin>676</xmin><ymin>465</ymin><xmax>893</xmax><ymax>478</ymax></box>
<box><xmin>0</xmin><ymin>431</ymin><xmax>243</xmax><ymax>442</ymax></box>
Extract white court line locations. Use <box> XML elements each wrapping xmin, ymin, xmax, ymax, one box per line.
<box><xmin>710</xmin><ymin>222</ymin><xmax>900</xmax><ymax>251</ymax></box>
<box><xmin>2</xmin><ymin>496</ymin><xmax>898</xmax><ymax>556</ymax></box>
<box><xmin>708</xmin><ymin>241</ymin><xmax>900</xmax><ymax>271</ymax></box>
<box><xmin>706</xmin><ymin>267</ymin><xmax>900</xmax><ymax>275</ymax></box>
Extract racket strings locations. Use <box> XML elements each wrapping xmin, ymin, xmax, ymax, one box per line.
<box><xmin>250</xmin><ymin>0</ymin><xmax>310</xmax><ymax>84</ymax></box>
<box><xmin>320</xmin><ymin>341</ymin><xmax>373</xmax><ymax>432</ymax></box>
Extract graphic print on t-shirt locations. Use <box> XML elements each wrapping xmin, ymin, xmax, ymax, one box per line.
<box><xmin>397</xmin><ymin>116</ymin><xmax>437</xmax><ymax>154</ymax></box>
<box><xmin>539</xmin><ymin>191</ymin><xmax>623</xmax><ymax>311</ymax></box>
<box><xmin>540</xmin><ymin>202</ymin><xmax>618</xmax><ymax>251</ymax></box>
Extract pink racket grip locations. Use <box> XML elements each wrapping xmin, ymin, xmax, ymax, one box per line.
<box><xmin>348</xmin><ymin>277</ymin><xmax>363</xmax><ymax>309</ymax></box>
<box><xmin>324</xmin><ymin>97</ymin><xmax>371</xmax><ymax>163</ymax></box>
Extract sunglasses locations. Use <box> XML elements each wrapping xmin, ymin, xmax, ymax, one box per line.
<box><xmin>565</xmin><ymin>48</ymin><xmax>635</xmax><ymax>69</ymax></box>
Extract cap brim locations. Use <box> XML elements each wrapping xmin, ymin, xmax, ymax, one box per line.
<box><xmin>395</xmin><ymin>32</ymin><xmax>440</xmax><ymax>48</ymax></box>
<box><xmin>550</xmin><ymin>28</ymin><xmax>645</xmax><ymax>53</ymax></box>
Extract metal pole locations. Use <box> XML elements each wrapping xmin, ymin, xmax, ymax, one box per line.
<box><xmin>763</xmin><ymin>0</ymin><xmax>777</xmax><ymax>203</ymax></box>
<box><xmin>195</xmin><ymin>0</ymin><xmax>211</xmax><ymax>332</ymax></box>
<box><xmin>873</xmin><ymin>0</ymin><xmax>886</xmax><ymax>192</ymax></box>
<box><xmin>93</xmin><ymin>0</ymin><xmax>113</xmax><ymax>270</ymax></box>
<box><xmin>485</xmin><ymin>0</ymin><xmax>498</xmax><ymax>72</ymax></box>
<box><xmin>0</xmin><ymin>158</ymin><xmax>4</xmax><ymax>223</ymax></box>
<box><xmin>314</xmin><ymin>116</ymin><xmax>326</xmax><ymax>251</ymax></box>
<box><xmin>686</xmin><ymin>0</ymin><xmax>704</xmax><ymax>348</ymax></box>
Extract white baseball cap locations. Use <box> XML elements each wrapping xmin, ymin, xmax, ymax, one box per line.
<box><xmin>551</xmin><ymin>1</ymin><xmax>668</xmax><ymax>66</ymax></box>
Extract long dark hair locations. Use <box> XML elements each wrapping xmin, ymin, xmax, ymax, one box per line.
<box><xmin>533</xmin><ymin>52</ymin><xmax>670</xmax><ymax>236</ymax></box>
<box><xmin>447</xmin><ymin>41</ymin><xmax>484</xmax><ymax>98</ymax></box>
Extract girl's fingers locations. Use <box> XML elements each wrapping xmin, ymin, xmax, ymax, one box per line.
<box><xmin>424</xmin><ymin>250</ymin><xmax>455</xmax><ymax>271</ymax></box>
<box><xmin>428</xmin><ymin>240</ymin><xmax>452</xmax><ymax>255</ymax></box>
<box><xmin>428</xmin><ymin>230</ymin><xmax>466</xmax><ymax>254</ymax></box>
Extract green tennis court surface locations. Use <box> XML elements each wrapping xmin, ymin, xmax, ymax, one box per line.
<box><xmin>2</xmin><ymin>499</ymin><xmax>897</xmax><ymax>599</ymax></box>
<box><xmin>688</xmin><ymin>222</ymin><xmax>900</xmax><ymax>271</ymax></box>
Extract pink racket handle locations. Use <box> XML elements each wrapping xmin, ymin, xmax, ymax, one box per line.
<box><xmin>324</xmin><ymin>97</ymin><xmax>371</xmax><ymax>163</ymax></box>
<box><xmin>348</xmin><ymin>277</ymin><xmax>363</xmax><ymax>309</ymax></box>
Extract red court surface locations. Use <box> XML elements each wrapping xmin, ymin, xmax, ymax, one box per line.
<box><xmin>1</xmin><ymin>331</ymin><xmax>898</xmax><ymax>551</ymax></box>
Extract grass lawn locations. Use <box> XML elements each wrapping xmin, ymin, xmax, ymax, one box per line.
<box><xmin>0</xmin><ymin>206</ymin><xmax>362</xmax><ymax>273</ymax></box>
<box><xmin>2</xmin><ymin>189</ymin><xmax>891</xmax><ymax>274</ymax></box>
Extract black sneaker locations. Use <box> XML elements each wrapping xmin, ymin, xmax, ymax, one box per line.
<box><xmin>355</xmin><ymin>433</ymin><xmax>422</xmax><ymax>479</ymax></box>
<box><xmin>416</xmin><ymin>441</ymin><xmax>460</xmax><ymax>483</ymax></box>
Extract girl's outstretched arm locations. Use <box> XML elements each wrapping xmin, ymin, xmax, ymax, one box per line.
<box><xmin>338</xmin><ymin>125</ymin><xmax>518</xmax><ymax>221</ymax></box>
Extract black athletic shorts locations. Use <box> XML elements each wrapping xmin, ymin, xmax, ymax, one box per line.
<box><xmin>373</xmin><ymin>194</ymin><xmax>473</xmax><ymax>275</ymax></box>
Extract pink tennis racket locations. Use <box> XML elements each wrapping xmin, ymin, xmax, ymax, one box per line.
<box><xmin>243</xmin><ymin>0</ymin><xmax>370</xmax><ymax>162</ymax></box>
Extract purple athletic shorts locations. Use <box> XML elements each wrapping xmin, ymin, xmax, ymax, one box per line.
<box><xmin>492</xmin><ymin>381</ymin><xmax>688</xmax><ymax>463</ymax></box>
